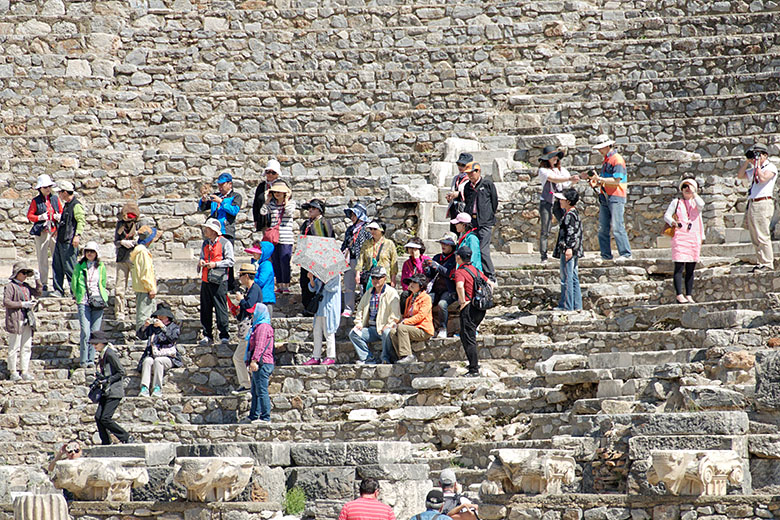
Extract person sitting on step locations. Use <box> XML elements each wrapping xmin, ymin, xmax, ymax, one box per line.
<box><xmin>137</xmin><ymin>303</ymin><xmax>181</xmax><ymax>397</ymax></box>
<box><xmin>387</xmin><ymin>273</ymin><xmax>434</xmax><ymax>364</ymax></box>
<box><xmin>399</xmin><ymin>237</ymin><xmax>430</xmax><ymax>311</ymax></box>
<box><xmin>349</xmin><ymin>266</ymin><xmax>400</xmax><ymax>365</ymax></box>
<box><xmin>425</xmin><ymin>233</ymin><xmax>459</xmax><ymax>338</ymax></box>
<box><xmin>304</xmin><ymin>271</ymin><xmax>341</xmax><ymax>366</ymax></box>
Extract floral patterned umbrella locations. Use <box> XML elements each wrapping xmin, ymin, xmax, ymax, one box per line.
<box><xmin>292</xmin><ymin>235</ymin><xmax>349</xmax><ymax>283</ymax></box>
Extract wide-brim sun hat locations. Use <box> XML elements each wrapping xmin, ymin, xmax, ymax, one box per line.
<box><xmin>269</xmin><ymin>182</ymin><xmax>291</xmax><ymax>195</ymax></box>
<box><xmin>679</xmin><ymin>178</ymin><xmax>699</xmax><ymax>191</ymax></box>
<box><xmin>302</xmin><ymin>199</ymin><xmax>325</xmax><ymax>213</ymax></box>
<box><xmin>202</xmin><ymin>218</ymin><xmax>222</xmax><ymax>235</ymax></box>
<box><xmin>238</xmin><ymin>263</ymin><xmax>257</xmax><ymax>276</ymax></box>
<box><xmin>9</xmin><ymin>262</ymin><xmax>33</xmax><ymax>280</ymax></box>
<box><xmin>35</xmin><ymin>174</ymin><xmax>55</xmax><ymax>189</ymax></box>
<box><xmin>58</xmin><ymin>180</ymin><xmax>75</xmax><ymax>192</ymax></box>
<box><xmin>540</xmin><ymin>145</ymin><xmax>565</xmax><ymax>161</ymax></box>
<box><xmin>592</xmin><ymin>134</ymin><xmax>614</xmax><ymax>150</ymax></box>
<box><xmin>83</xmin><ymin>241</ymin><xmax>100</xmax><ymax>253</ymax></box>
<box><xmin>746</xmin><ymin>143</ymin><xmax>768</xmax><ymax>159</ymax></box>
<box><xmin>402</xmin><ymin>273</ymin><xmax>428</xmax><ymax>287</ymax></box>
<box><xmin>88</xmin><ymin>331</ymin><xmax>110</xmax><ymax>344</ymax></box>
<box><xmin>265</xmin><ymin>159</ymin><xmax>281</xmax><ymax>175</ymax></box>
<box><xmin>151</xmin><ymin>305</ymin><xmax>175</xmax><ymax>320</ymax></box>
<box><xmin>137</xmin><ymin>226</ymin><xmax>159</xmax><ymax>245</ymax></box>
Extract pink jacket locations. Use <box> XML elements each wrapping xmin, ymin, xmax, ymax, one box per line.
<box><xmin>247</xmin><ymin>323</ymin><xmax>275</xmax><ymax>365</ymax></box>
<box><xmin>401</xmin><ymin>256</ymin><xmax>430</xmax><ymax>290</ymax></box>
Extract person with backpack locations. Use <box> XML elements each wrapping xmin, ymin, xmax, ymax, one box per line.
<box><xmin>410</xmin><ymin>489</ymin><xmax>453</xmax><ymax>520</ymax></box>
<box><xmin>245</xmin><ymin>241</ymin><xmax>276</xmax><ymax>318</ymax></box>
<box><xmin>303</xmin><ymin>271</ymin><xmax>341</xmax><ymax>366</ymax></box>
<box><xmin>454</xmin><ymin>246</ymin><xmax>490</xmax><ymax>377</ymax></box>
<box><xmin>52</xmin><ymin>180</ymin><xmax>86</xmax><ymax>298</ymax></box>
<box><xmin>27</xmin><ymin>174</ymin><xmax>62</xmax><ymax>294</ymax></box>
<box><xmin>91</xmin><ymin>331</ymin><xmax>133</xmax><ymax>445</ymax></box>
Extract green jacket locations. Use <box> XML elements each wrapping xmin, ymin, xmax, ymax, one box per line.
<box><xmin>71</xmin><ymin>260</ymin><xmax>109</xmax><ymax>304</ymax></box>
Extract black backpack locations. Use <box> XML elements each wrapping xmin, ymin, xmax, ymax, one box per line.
<box><xmin>462</xmin><ymin>265</ymin><xmax>494</xmax><ymax>311</ymax></box>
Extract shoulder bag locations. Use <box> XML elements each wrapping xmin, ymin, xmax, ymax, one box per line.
<box><xmin>359</xmin><ymin>242</ymin><xmax>385</xmax><ymax>289</ymax></box>
<box><xmin>85</xmin><ymin>267</ymin><xmax>108</xmax><ymax>309</ymax></box>
<box><xmin>662</xmin><ymin>200</ymin><xmax>680</xmax><ymax>237</ymax></box>
<box><xmin>262</xmin><ymin>206</ymin><xmax>283</xmax><ymax>244</ymax></box>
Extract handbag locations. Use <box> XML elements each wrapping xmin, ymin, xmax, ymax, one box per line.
<box><xmin>662</xmin><ymin>200</ymin><xmax>680</xmax><ymax>237</ymax></box>
<box><xmin>262</xmin><ymin>207</ymin><xmax>283</xmax><ymax>244</ymax></box>
<box><xmin>305</xmin><ymin>285</ymin><xmax>324</xmax><ymax>316</ymax></box>
<box><xmin>359</xmin><ymin>242</ymin><xmax>385</xmax><ymax>289</ymax></box>
<box><xmin>85</xmin><ymin>268</ymin><xmax>108</xmax><ymax>309</ymax></box>
<box><xmin>207</xmin><ymin>266</ymin><xmax>227</xmax><ymax>284</ymax></box>
<box><xmin>88</xmin><ymin>378</ymin><xmax>104</xmax><ymax>403</ymax></box>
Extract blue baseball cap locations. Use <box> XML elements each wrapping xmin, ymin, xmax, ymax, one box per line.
<box><xmin>217</xmin><ymin>172</ymin><xmax>233</xmax><ymax>184</ymax></box>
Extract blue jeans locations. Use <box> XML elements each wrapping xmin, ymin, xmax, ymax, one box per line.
<box><xmin>78</xmin><ymin>303</ymin><xmax>104</xmax><ymax>365</ymax></box>
<box><xmin>349</xmin><ymin>326</ymin><xmax>391</xmax><ymax>363</ymax></box>
<box><xmin>435</xmin><ymin>291</ymin><xmax>458</xmax><ymax>329</ymax></box>
<box><xmin>559</xmin><ymin>256</ymin><xmax>582</xmax><ymax>311</ymax></box>
<box><xmin>249</xmin><ymin>363</ymin><xmax>274</xmax><ymax>421</ymax></box>
<box><xmin>598</xmin><ymin>194</ymin><xmax>632</xmax><ymax>259</ymax></box>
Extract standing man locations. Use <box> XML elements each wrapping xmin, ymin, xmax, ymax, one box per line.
<box><xmin>739</xmin><ymin>143</ymin><xmax>777</xmax><ymax>272</ymax></box>
<box><xmin>252</xmin><ymin>159</ymin><xmax>282</xmax><ymax>232</ymax></box>
<box><xmin>446</xmin><ymin>153</ymin><xmax>473</xmax><ymax>233</ymax></box>
<box><xmin>52</xmin><ymin>180</ymin><xmax>86</xmax><ymax>297</ymax></box>
<box><xmin>337</xmin><ymin>478</ymin><xmax>395</xmax><ymax>520</ymax></box>
<box><xmin>454</xmin><ymin>246</ymin><xmax>488</xmax><ymax>377</ymax></box>
<box><xmin>198</xmin><ymin>218</ymin><xmax>235</xmax><ymax>346</ymax></box>
<box><xmin>463</xmin><ymin>162</ymin><xmax>498</xmax><ymax>281</ymax></box>
<box><xmin>199</xmin><ymin>172</ymin><xmax>242</xmax><ymax>292</ymax></box>
<box><xmin>590</xmin><ymin>134</ymin><xmax>632</xmax><ymax>261</ymax></box>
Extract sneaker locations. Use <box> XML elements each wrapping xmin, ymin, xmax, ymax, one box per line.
<box><xmin>321</xmin><ymin>358</ymin><xmax>336</xmax><ymax>366</ymax></box>
<box><xmin>123</xmin><ymin>435</ymin><xmax>136</xmax><ymax>444</ymax></box>
<box><xmin>397</xmin><ymin>355</ymin><xmax>416</xmax><ymax>364</ymax></box>
<box><xmin>437</xmin><ymin>329</ymin><xmax>447</xmax><ymax>339</ymax></box>
<box><xmin>86</xmin><ymin>362</ymin><xmax>95</xmax><ymax>369</ymax></box>
<box><xmin>199</xmin><ymin>337</ymin><xmax>213</xmax><ymax>346</ymax></box>
<box><xmin>465</xmin><ymin>370</ymin><xmax>480</xmax><ymax>378</ymax></box>
<box><xmin>615</xmin><ymin>255</ymin><xmax>631</xmax><ymax>263</ymax></box>
<box><xmin>303</xmin><ymin>357</ymin><xmax>321</xmax><ymax>366</ymax></box>
<box><xmin>540</xmin><ymin>255</ymin><xmax>548</xmax><ymax>262</ymax></box>
<box><xmin>21</xmin><ymin>373</ymin><xmax>33</xmax><ymax>381</ymax></box>
<box><xmin>251</xmin><ymin>418</ymin><xmax>270</xmax><ymax>424</ymax></box>
<box><xmin>139</xmin><ymin>386</ymin><xmax>150</xmax><ymax>397</ymax></box>
<box><xmin>341</xmin><ymin>310</ymin><xmax>352</xmax><ymax>318</ymax></box>
<box><xmin>79</xmin><ymin>362</ymin><xmax>88</xmax><ymax>369</ymax></box>
<box><xmin>281</xmin><ymin>288</ymin><xmax>290</xmax><ymax>294</ymax></box>
<box><xmin>231</xmin><ymin>387</ymin><xmax>250</xmax><ymax>396</ymax></box>
<box><xmin>355</xmin><ymin>359</ymin><xmax>367</xmax><ymax>366</ymax></box>
<box><xmin>151</xmin><ymin>386</ymin><xmax>162</xmax><ymax>397</ymax></box>
<box><xmin>238</xmin><ymin>417</ymin><xmax>252</xmax><ymax>424</ymax></box>
<box><xmin>220</xmin><ymin>338</ymin><xmax>230</xmax><ymax>346</ymax></box>
<box><xmin>9</xmin><ymin>373</ymin><xmax>20</xmax><ymax>382</ymax></box>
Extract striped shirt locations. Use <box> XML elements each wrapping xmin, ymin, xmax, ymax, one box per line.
<box><xmin>338</xmin><ymin>497</ymin><xmax>395</xmax><ymax>520</ymax></box>
<box><xmin>268</xmin><ymin>199</ymin><xmax>297</xmax><ymax>245</ymax></box>
<box><xmin>599</xmin><ymin>149</ymin><xmax>628</xmax><ymax>198</ymax></box>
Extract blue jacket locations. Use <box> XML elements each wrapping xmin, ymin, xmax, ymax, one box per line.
<box><xmin>252</xmin><ymin>241</ymin><xmax>276</xmax><ymax>304</ymax></box>
<box><xmin>238</xmin><ymin>283</ymin><xmax>262</xmax><ymax>322</ymax></box>
<box><xmin>308</xmin><ymin>275</ymin><xmax>342</xmax><ymax>335</ymax></box>
<box><xmin>198</xmin><ymin>189</ymin><xmax>242</xmax><ymax>238</ymax></box>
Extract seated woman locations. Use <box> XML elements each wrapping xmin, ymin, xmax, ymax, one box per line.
<box><xmin>387</xmin><ymin>274</ymin><xmax>434</xmax><ymax>364</ymax></box>
<box><xmin>137</xmin><ymin>303</ymin><xmax>181</xmax><ymax>397</ymax></box>
<box><xmin>399</xmin><ymin>237</ymin><xmax>430</xmax><ymax>310</ymax></box>
<box><xmin>425</xmin><ymin>233</ymin><xmax>458</xmax><ymax>338</ymax></box>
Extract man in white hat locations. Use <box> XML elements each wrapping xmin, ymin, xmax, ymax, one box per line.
<box><xmin>252</xmin><ymin>159</ymin><xmax>282</xmax><ymax>232</ymax></box>
<box><xmin>198</xmin><ymin>218</ymin><xmax>235</xmax><ymax>346</ymax></box>
<box><xmin>589</xmin><ymin>134</ymin><xmax>632</xmax><ymax>261</ymax></box>
<box><xmin>27</xmin><ymin>174</ymin><xmax>62</xmax><ymax>294</ymax></box>
<box><xmin>52</xmin><ymin>180</ymin><xmax>86</xmax><ymax>297</ymax></box>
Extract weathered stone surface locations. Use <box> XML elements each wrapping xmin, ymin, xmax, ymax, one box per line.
<box><xmin>629</xmin><ymin>435</ymin><xmax>747</xmax><ymax>460</ymax></box>
<box><xmin>51</xmin><ymin>136</ymin><xmax>81</xmax><ymax>153</ymax></box>
<box><xmin>173</xmin><ymin>457</ymin><xmax>253</xmax><ymax>502</ymax></box>
<box><xmin>535</xmin><ymin>354</ymin><xmax>588</xmax><ymax>376</ymax></box>
<box><xmin>51</xmin><ymin>458</ymin><xmax>149</xmax><ymax>501</ymax></box>
<box><xmin>176</xmin><ymin>442</ymin><xmax>290</xmax><ymax>467</ymax></box>
<box><xmin>750</xmin><ymin>459</ymin><xmax>780</xmax><ymax>494</ymax></box>
<box><xmin>754</xmin><ymin>350</ymin><xmax>780</xmax><ymax>411</ymax></box>
<box><xmin>486</xmin><ymin>449</ymin><xmax>576</xmax><ymax>494</ymax></box>
<box><xmin>631</xmin><ymin>412</ymin><xmax>749</xmax><ymax>436</ymax></box>
<box><xmin>645</xmin><ymin>150</ymin><xmax>702</xmax><ymax>163</ymax></box>
<box><xmin>284</xmin><ymin>466</ymin><xmax>355</xmax><ymax>500</ymax></box>
<box><xmin>0</xmin><ymin>467</ymin><xmax>56</xmax><ymax>503</ymax></box>
<box><xmin>678</xmin><ymin>386</ymin><xmax>747</xmax><ymax>410</ymax></box>
<box><xmin>12</xmin><ymin>493</ymin><xmax>69</xmax><ymax>520</ymax></box>
<box><xmin>443</xmin><ymin>137</ymin><xmax>481</xmax><ymax>162</ymax></box>
<box><xmin>647</xmin><ymin>450</ymin><xmax>744</xmax><ymax>496</ymax></box>
<box><xmin>356</xmin><ymin>464</ymin><xmax>429</xmax><ymax>481</ymax></box>
<box><xmin>749</xmin><ymin>435</ymin><xmax>780</xmax><ymax>459</ymax></box>
<box><xmin>87</xmin><ymin>443</ymin><xmax>176</xmax><ymax>466</ymax></box>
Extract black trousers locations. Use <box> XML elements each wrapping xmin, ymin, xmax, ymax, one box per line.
<box><xmin>201</xmin><ymin>280</ymin><xmax>229</xmax><ymax>340</ymax></box>
<box><xmin>673</xmin><ymin>262</ymin><xmax>696</xmax><ymax>296</ymax></box>
<box><xmin>475</xmin><ymin>225</ymin><xmax>495</xmax><ymax>281</ymax></box>
<box><xmin>95</xmin><ymin>397</ymin><xmax>129</xmax><ymax>445</ymax></box>
<box><xmin>300</xmin><ymin>268</ymin><xmax>315</xmax><ymax>315</ymax></box>
<box><xmin>459</xmin><ymin>302</ymin><xmax>486</xmax><ymax>373</ymax></box>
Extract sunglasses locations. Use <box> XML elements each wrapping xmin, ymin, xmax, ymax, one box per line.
<box><xmin>265</xmin><ymin>170</ymin><xmax>278</xmax><ymax>175</ymax></box>
<box><xmin>681</xmin><ymin>185</ymin><xmax>692</xmax><ymax>190</ymax></box>
<box><xmin>21</xmin><ymin>270</ymin><xmax>34</xmax><ymax>276</ymax></box>
<box><xmin>66</xmin><ymin>447</ymin><xmax>80</xmax><ymax>454</ymax></box>
<box><xmin>63</xmin><ymin>190</ymin><xmax>74</xmax><ymax>195</ymax></box>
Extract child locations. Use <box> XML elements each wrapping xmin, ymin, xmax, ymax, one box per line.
<box><xmin>552</xmin><ymin>188</ymin><xmax>583</xmax><ymax>311</ymax></box>
<box><xmin>303</xmin><ymin>272</ymin><xmax>341</xmax><ymax>366</ymax></box>
<box><xmin>4</xmin><ymin>263</ymin><xmax>41</xmax><ymax>381</ymax></box>
<box><xmin>245</xmin><ymin>241</ymin><xmax>276</xmax><ymax>318</ymax></box>
<box><xmin>244</xmin><ymin>304</ymin><xmax>275</xmax><ymax>423</ymax></box>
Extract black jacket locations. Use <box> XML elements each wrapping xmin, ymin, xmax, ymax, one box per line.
<box><xmin>463</xmin><ymin>176</ymin><xmax>499</xmax><ymax>228</ymax></box>
<box><xmin>98</xmin><ymin>346</ymin><xmax>125</xmax><ymax>399</ymax></box>
<box><xmin>252</xmin><ymin>181</ymin><xmax>270</xmax><ymax>232</ymax></box>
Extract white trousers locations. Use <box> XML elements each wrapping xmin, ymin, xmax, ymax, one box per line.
<box><xmin>34</xmin><ymin>232</ymin><xmax>54</xmax><ymax>287</ymax></box>
<box><xmin>8</xmin><ymin>326</ymin><xmax>33</xmax><ymax>375</ymax></box>
<box><xmin>313</xmin><ymin>316</ymin><xmax>336</xmax><ymax>359</ymax></box>
<box><xmin>141</xmin><ymin>356</ymin><xmax>173</xmax><ymax>390</ymax></box>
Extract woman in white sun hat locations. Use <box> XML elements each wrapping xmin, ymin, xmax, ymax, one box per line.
<box><xmin>26</xmin><ymin>174</ymin><xmax>63</xmax><ymax>293</ymax></box>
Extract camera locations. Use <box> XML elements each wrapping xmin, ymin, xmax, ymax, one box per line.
<box><xmin>746</xmin><ymin>150</ymin><xmax>756</xmax><ymax>160</ymax></box>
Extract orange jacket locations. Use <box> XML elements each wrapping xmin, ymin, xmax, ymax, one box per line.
<box><xmin>402</xmin><ymin>291</ymin><xmax>434</xmax><ymax>336</ymax></box>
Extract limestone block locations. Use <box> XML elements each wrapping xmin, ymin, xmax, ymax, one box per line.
<box><xmin>13</xmin><ymin>494</ymin><xmax>68</xmax><ymax>520</ymax></box>
<box><xmin>51</xmin><ymin>458</ymin><xmax>149</xmax><ymax>501</ymax></box>
<box><xmin>65</xmin><ymin>59</ymin><xmax>91</xmax><ymax>77</ymax></box>
<box><xmin>678</xmin><ymin>386</ymin><xmax>747</xmax><ymax>410</ymax></box>
<box><xmin>0</xmin><ymin>467</ymin><xmax>56</xmax><ymax>503</ymax></box>
<box><xmin>492</xmin><ymin>158</ymin><xmax>528</xmax><ymax>182</ymax></box>
<box><xmin>0</xmin><ymin>247</ymin><xmax>16</xmax><ymax>260</ymax></box>
<box><xmin>377</xmin><ymin>479</ymin><xmax>432</xmax><ymax>520</ymax></box>
<box><xmin>356</xmin><ymin>464</ymin><xmax>430</xmax><ymax>481</ymax></box>
<box><xmin>535</xmin><ymin>354</ymin><xmax>588</xmax><ymax>376</ymax></box>
<box><xmin>647</xmin><ymin>450</ymin><xmax>744</xmax><ymax>496</ymax></box>
<box><xmin>87</xmin><ymin>443</ymin><xmax>176</xmax><ymax>466</ymax></box>
<box><xmin>173</xmin><ymin>457</ymin><xmax>253</xmax><ymax>502</ymax></box>
<box><xmin>515</xmin><ymin>134</ymin><xmax>576</xmax><ymax>152</ymax></box>
<box><xmin>284</xmin><ymin>466</ymin><xmax>354</xmax><ymax>500</ymax></box>
<box><xmin>388</xmin><ymin>406</ymin><xmax>461</xmax><ymax>421</ymax></box>
<box><xmin>430</xmin><ymin>161</ymin><xmax>456</xmax><ymax>187</ymax></box>
<box><xmin>443</xmin><ymin>137</ymin><xmax>482</xmax><ymax>162</ymax></box>
<box><xmin>508</xmin><ymin>242</ymin><xmax>534</xmax><ymax>254</ymax></box>
<box><xmin>755</xmin><ymin>350</ymin><xmax>780</xmax><ymax>410</ymax></box>
<box><xmin>645</xmin><ymin>150</ymin><xmax>702</xmax><ymax>163</ymax></box>
<box><xmin>389</xmin><ymin>184</ymin><xmax>438</xmax><ymax>204</ymax></box>
<box><xmin>486</xmin><ymin>449</ymin><xmax>576</xmax><ymax>494</ymax></box>
<box><xmin>656</xmin><ymin>235</ymin><xmax>672</xmax><ymax>249</ymax></box>
<box><xmin>631</xmin><ymin>412</ymin><xmax>749</xmax><ymax>436</ymax></box>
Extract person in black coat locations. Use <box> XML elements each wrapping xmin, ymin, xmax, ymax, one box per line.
<box><xmin>299</xmin><ymin>199</ymin><xmax>334</xmax><ymax>314</ymax></box>
<box><xmin>91</xmin><ymin>331</ymin><xmax>132</xmax><ymax>445</ymax></box>
<box><xmin>463</xmin><ymin>162</ymin><xmax>499</xmax><ymax>281</ymax></box>
<box><xmin>424</xmin><ymin>233</ymin><xmax>459</xmax><ymax>338</ymax></box>
<box><xmin>252</xmin><ymin>160</ymin><xmax>282</xmax><ymax>232</ymax></box>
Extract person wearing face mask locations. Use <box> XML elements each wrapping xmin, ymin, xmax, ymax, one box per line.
<box><xmin>738</xmin><ymin>143</ymin><xmax>778</xmax><ymax>272</ymax></box>
<box><xmin>340</xmin><ymin>203</ymin><xmax>372</xmax><ymax>318</ymax></box>
<box><xmin>27</xmin><ymin>174</ymin><xmax>62</xmax><ymax>294</ymax></box>
<box><xmin>71</xmin><ymin>241</ymin><xmax>109</xmax><ymax>368</ymax></box>
<box><xmin>299</xmin><ymin>199</ymin><xmax>334</xmax><ymax>314</ymax></box>
<box><xmin>4</xmin><ymin>262</ymin><xmax>42</xmax><ymax>381</ymax></box>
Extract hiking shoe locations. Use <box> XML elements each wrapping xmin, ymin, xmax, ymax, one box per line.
<box><xmin>139</xmin><ymin>386</ymin><xmax>150</xmax><ymax>397</ymax></box>
<box><xmin>465</xmin><ymin>370</ymin><xmax>480</xmax><ymax>378</ymax></box>
<box><xmin>303</xmin><ymin>357</ymin><xmax>321</xmax><ymax>366</ymax></box>
<box><xmin>341</xmin><ymin>309</ymin><xmax>352</xmax><ymax>318</ymax></box>
<box><xmin>220</xmin><ymin>338</ymin><xmax>230</xmax><ymax>345</ymax></box>
<box><xmin>151</xmin><ymin>386</ymin><xmax>162</xmax><ymax>397</ymax></box>
<box><xmin>321</xmin><ymin>358</ymin><xmax>335</xmax><ymax>366</ymax></box>
<box><xmin>437</xmin><ymin>329</ymin><xmax>447</xmax><ymax>339</ymax></box>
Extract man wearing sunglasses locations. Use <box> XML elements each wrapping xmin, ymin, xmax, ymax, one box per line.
<box><xmin>52</xmin><ymin>181</ymin><xmax>86</xmax><ymax>298</ymax></box>
<box><xmin>348</xmin><ymin>266</ymin><xmax>400</xmax><ymax>365</ymax></box>
<box><xmin>738</xmin><ymin>143</ymin><xmax>777</xmax><ymax>272</ymax></box>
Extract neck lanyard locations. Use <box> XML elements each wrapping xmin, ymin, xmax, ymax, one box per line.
<box><xmin>457</xmin><ymin>230</ymin><xmax>474</xmax><ymax>247</ymax></box>
<box><xmin>351</xmin><ymin>222</ymin><xmax>365</xmax><ymax>242</ymax></box>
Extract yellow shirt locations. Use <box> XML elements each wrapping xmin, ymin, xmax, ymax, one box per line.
<box><xmin>130</xmin><ymin>245</ymin><xmax>157</xmax><ymax>294</ymax></box>
<box><xmin>355</xmin><ymin>236</ymin><xmax>398</xmax><ymax>280</ymax></box>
